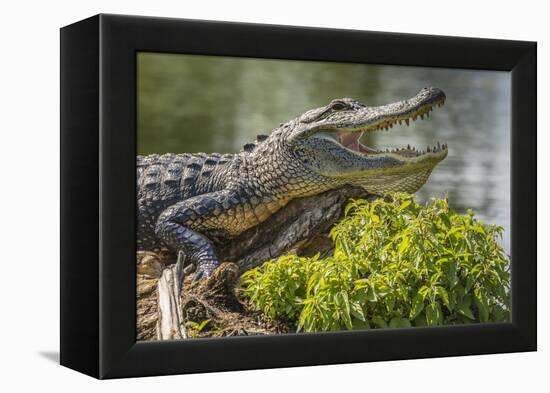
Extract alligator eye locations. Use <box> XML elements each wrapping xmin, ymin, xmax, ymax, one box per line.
<box><xmin>331</xmin><ymin>102</ymin><xmax>347</xmax><ymax>111</ymax></box>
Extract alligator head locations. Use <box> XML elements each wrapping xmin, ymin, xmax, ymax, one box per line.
<box><xmin>257</xmin><ymin>87</ymin><xmax>448</xmax><ymax>195</ymax></box>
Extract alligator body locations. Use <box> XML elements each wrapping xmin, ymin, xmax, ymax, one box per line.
<box><xmin>137</xmin><ymin>87</ymin><xmax>448</xmax><ymax>279</ymax></box>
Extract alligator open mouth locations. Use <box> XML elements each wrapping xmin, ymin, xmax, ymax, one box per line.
<box><xmin>340</xmin><ymin>97</ymin><xmax>447</xmax><ymax>158</ymax></box>
<box><xmin>318</xmin><ymin>93</ymin><xmax>447</xmax><ymax>159</ymax></box>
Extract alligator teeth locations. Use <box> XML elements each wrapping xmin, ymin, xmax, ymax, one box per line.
<box><xmin>374</xmin><ymin>142</ymin><xmax>447</xmax><ymax>156</ymax></box>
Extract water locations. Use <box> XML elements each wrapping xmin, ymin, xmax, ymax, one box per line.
<box><xmin>137</xmin><ymin>53</ymin><xmax>511</xmax><ymax>253</ymax></box>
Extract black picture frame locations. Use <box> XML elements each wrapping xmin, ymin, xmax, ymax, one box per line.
<box><xmin>60</xmin><ymin>14</ymin><xmax>537</xmax><ymax>379</ymax></box>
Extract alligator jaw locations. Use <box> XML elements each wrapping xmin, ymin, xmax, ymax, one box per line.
<box><xmin>315</xmin><ymin>90</ymin><xmax>447</xmax><ymax>160</ymax></box>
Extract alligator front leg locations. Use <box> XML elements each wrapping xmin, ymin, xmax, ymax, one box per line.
<box><xmin>155</xmin><ymin>191</ymin><xmax>238</xmax><ymax>280</ymax></box>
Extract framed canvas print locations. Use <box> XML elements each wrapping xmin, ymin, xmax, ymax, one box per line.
<box><xmin>60</xmin><ymin>14</ymin><xmax>536</xmax><ymax>379</ymax></box>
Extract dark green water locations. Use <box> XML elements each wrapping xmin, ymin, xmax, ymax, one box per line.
<box><xmin>137</xmin><ymin>53</ymin><xmax>511</xmax><ymax>253</ymax></box>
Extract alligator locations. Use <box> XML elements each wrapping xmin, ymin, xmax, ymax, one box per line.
<box><xmin>137</xmin><ymin>87</ymin><xmax>448</xmax><ymax>279</ymax></box>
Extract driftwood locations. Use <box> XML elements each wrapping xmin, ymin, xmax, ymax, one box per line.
<box><xmin>137</xmin><ymin>186</ymin><xmax>374</xmax><ymax>340</ymax></box>
<box><xmin>156</xmin><ymin>252</ymin><xmax>188</xmax><ymax>340</ymax></box>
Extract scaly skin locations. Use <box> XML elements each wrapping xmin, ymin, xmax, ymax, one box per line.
<box><xmin>137</xmin><ymin>87</ymin><xmax>448</xmax><ymax>279</ymax></box>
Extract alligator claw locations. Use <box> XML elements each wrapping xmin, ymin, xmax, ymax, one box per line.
<box><xmin>183</xmin><ymin>263</ymin><xmax>196</xmax><ymax>275</ymax></box>
<box><xmin>175</xmin><ymin>251</ymin><xmax>215</xmax><ymax>281</ymax></box>
<box><xmin>191</xmin><ymin>265</ymin><xmax>215</xmax><ymax>281</ymax></box>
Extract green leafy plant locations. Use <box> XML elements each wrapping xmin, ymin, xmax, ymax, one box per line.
<box><xmin>185</xmin><ymin>319</ymin><xmax>211</xmax><ymax>338</ymax></box>
<box><xmin>241</xmin><ymin>193</ymin><xmax>510</xmax><ymax>333</ymax></box>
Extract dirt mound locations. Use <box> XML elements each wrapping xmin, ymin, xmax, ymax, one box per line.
<box><xmin>137</xmin><ymin>252</ymin><xmax>292</xmax><ymax>340</ymax></box>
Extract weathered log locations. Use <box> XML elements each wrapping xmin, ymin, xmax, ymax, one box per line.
<box><xmin>136</xmin><ymin>252</ymin><xmax>165</xmax><ymax>341</ymax></box>
<box><xmin>137</xmin><ymin>186</ymin><xmax>374</xmax><ymax>340</ymax></box>
<box><xmin>156</xmin><ymin>252</ymin><xmax>188</xmax><ymax>340</ymax></box>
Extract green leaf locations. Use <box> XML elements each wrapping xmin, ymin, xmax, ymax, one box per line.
<box><xmin>341</xmin><ymin>237</ymin><xmax>353</xmax><ymax>258</ymax></box>
<box><xmin>457</xmin><ymin>301</ymin><xmax>475</xmax><ymax>320</ymax></box>
<box><xmin>196</xmin><ymin>319</ymin><xmax>211</xmax><ymax>332</ymax></box>
<box><xmin>398</xmin><ymin>200</ymin><xmax>412</xmax><ymax>211</ymax></box>
<box><xmin>354</xmin><ymin>278</ymin><xmax>369</xmax><ymax>289</ymax></box>
<box><xmin>414</xmin><ymin>312</ymin><xmax>428</xmax><ymax>327</ymax></box>
<box><xmin>465</xmin><ymin>275</ymin><xmax>475</xmax><ymax>292</ymax></box>
<box><xmin>418</xmin><ymin>285</ymin><xmax>431</xmax><ymax>300</ymax></box>
<box><xmin>367</xmin><ymin>283</ymin><xmax>378</xmax><ymax>302</ymax></box>
<box><xmin>440</xmin><ymin>213</ymin><xmax>452</xmax><ymax>229</ymax></box>
<box><xmin>336</xmin><ymin>291</ymin><xmax>352</xmax><ymax>329</ymax></box>
<box><xmin>398</xmin><ymin>235</ymin><xmax>410</xmax><ymax>254</ymax></box>
<box><xmin>426</xmin><ymin>303</ymin><xmax>442</xmax><ymax>326</ymax></box>
<box><xmin>350</xmin><ymin>301</ymin><xmax>366</xmax><ymax>321</ymax></box>
<box><xmin>389</xmin><ymin>317</ymin><xmax>411</xmax><ymax>328</ymax></box>
<box><xmin>352</xmin><ymin>319</ymin><xmax>370</xmax><ymax>330</ymax></box>
<box><xmin>409</xmin><ymin>293</ymin><xmax>425</xmax><ymax>319</ymax></box>
<box><xmin>490</xmin><ymin>305</ymin><xmax>506</xmax><ymax>322</ymax></box>
<box><xmin>435</xmin><ymin>286</ymin><xmax>451</xmax><ymax>311</ymax></box>
<box><xmin>474</xmin><ymin>288</ymin><xmax>489</xmax><ymax>322</ymax></box>
<box><xmin>371</xmin><ymin>316</ymin><xmax>387</xmax><ymax>328</ymax></box>
<box><xmin>447</xmin><ymin>262</ymin><xmax>459</xmax><ymax>288</ymax></box>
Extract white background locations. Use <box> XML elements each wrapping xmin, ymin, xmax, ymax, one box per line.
<box><xmin>0</xmin><ymin>0</ymin><xmax>546</xmax><ymax>390</ymax></box>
